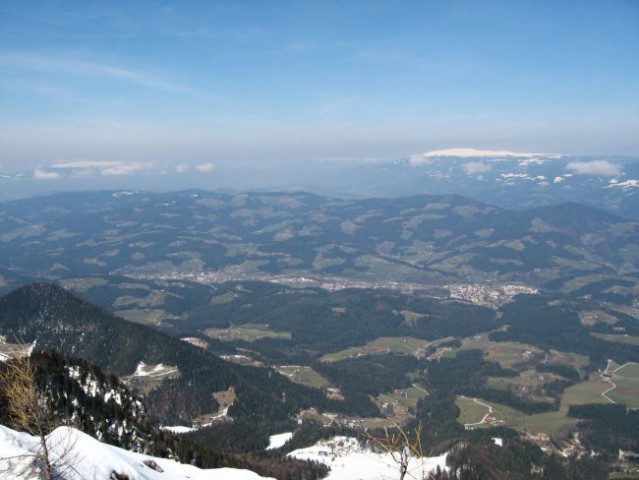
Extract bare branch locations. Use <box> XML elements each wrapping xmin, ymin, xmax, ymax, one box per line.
<box><xmin>1</xmin><ymin>352</ymin><xmax>78</xmax><ymax>480</ymax></box>
<box><xmin>364</xmin><ymin>422</ymin><xmax>434</xmax><ymax>480</ymax></box>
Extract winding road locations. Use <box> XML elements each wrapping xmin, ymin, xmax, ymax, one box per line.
<box><xmin>462</xmin><ymin>396</ymin><xmax>494</xmax><ymax>427</ymax></box>
<box><xmin>601</xmin><ymin>360</ymin><xmax>639</xmax><ymax>404</ymax></box>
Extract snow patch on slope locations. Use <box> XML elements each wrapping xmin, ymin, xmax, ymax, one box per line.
<box><xmin>266</xmin><ymin>432</ymin><xmax>293</xmax><ymax>450</ymax></box>
<box><xmin>0</xmin><ymin>424</ymin><xmax>273</xmax><ymax>480</ymax></box>
<box><xmin>288</xmin><ymin>436</ymin><xmax>448</xmax><ymax>480</ymax></box>
<box><xmin>132</xmin><ymin>362</ymin><xmax>179</xmax><ymax>378</ymax></box>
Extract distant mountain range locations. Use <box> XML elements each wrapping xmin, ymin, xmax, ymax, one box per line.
<box><xmin>2</xmin><ymin>151</ymin><xmax>638</xmax><ymax>479</ymax></box>
<box><xmin>315</xmin><ymin>149</ymin><xmax>639</xmax><ymax>220</ymax></box>
<box><xmin>1</xmin><ymin>149</ymin><xmax>637</xmax><ymax>220</ymax></box>
<box><xmin>0</xmin><ymin>190</ymin><xmax>637</xmax><ymax>293</ymax></box>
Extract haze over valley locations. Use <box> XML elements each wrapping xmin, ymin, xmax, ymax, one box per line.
<box><xmin>1</xmin><ymin>2</ymin><xmax>638</xmax><ymax>479</ymax></box>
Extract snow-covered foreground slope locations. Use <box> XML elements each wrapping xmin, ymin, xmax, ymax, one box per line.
<box><xmin>288</xmin><ymin>436</ymin><xmax>448</xmax><ymax>480</ymax></box>
<box><xmin>0</xmin><ymin>424</ymin><xmax>273</xmax><ymax>480</ymax></box>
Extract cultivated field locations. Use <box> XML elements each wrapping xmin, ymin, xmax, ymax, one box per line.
<box><xmin>320</xmin><ymin>336</ymin><xmax>441</xmax><ymax>362</ymax></box>
<box><xmin>456</xmin><ymin>335</ymin><xmax>541</xmax><ymax>368</ymax></box>
<box><xmin>276</xmin><ymin>366</ymin><xmax>330</xmax><ymax>389</ymax></box>
<box><xmin>59</xmin><ymin>277</ymin><xmax>108</xmax><ymax>292</ymax></box>
<box><xmin>592</xmin><ymin>333</ymin><xmax>639</xmax><ymax>347</ymax></box>
<box><xmin>455</xmin><ymin>396</ymin><xmax>492</xmax><ymax>425</ymax></box>
<box><xmin>545</xmin><ymin>349</ymin><xmax>590</xmax><ymax>373</ymax></box>
<box><xmin>117</xmin><ymin>309</ymin><xmax>167</xmax><ymax>326</ymax></box>
<box><xmin>204</xmin><ymin>324</ymin><xmax>291</xmax><ymax>342</ymax></box>
<box><xmin>375</xmin><ymin>383</ymin><xmax>429</xmax><ymax>411</ymax></box>
<box><xmin>455</xmin><ymin>376</ymin><xmax>613</xmax><ymax>436</ymax></box>
<box><xmin>606</xmin><ymin>363</ymin><xmax>639</xmax><ymax>408</ymax></box>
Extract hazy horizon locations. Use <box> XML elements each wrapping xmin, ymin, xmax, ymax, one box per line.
<box><xmin>1</xmin><ymin>1</ymin><xmax>638</xmax><ymax>193</ymax></box>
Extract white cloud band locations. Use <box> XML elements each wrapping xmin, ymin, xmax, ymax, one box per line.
<box><xmin>566</xmin><ymin>160</ymin><xmax>621</xmax><ymax>177</ymax></box>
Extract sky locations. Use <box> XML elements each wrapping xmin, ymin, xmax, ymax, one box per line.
<box><xmin>1</xmin><ymin>0</ymin><xmax>638</xmax><ymax>182</ymax></box>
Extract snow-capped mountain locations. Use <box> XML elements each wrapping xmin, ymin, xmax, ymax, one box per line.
<box><xmin>322</xmin><ymin>148</ymin><xmax>639</xmax><ymax>219</ymax></box>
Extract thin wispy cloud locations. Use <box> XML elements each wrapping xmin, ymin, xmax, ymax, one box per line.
<box><xmin>53</xmin><ymin>160</ymin><xmax>123</xmax><ymax>169</ymax></box>
<box><xmin>0</xmin><ymin>52</ymin><xmax>190</xmax><ymax>93</ymax></box>
<box><xmin>33</xmin><ymin>169</ymin><xmax>61</xmax><ymax>180</ymax></box>
<box><xmin>1</xmin><ymin>1</ymin><xmax>637</xmax><ymax>177</ymax></box>
<box><xmin>100</xmin><ymin>162</ymin><xmax>152</xmax><ymax>176</ymax></box>
<box><xmin>49</xmin><ymin>160</ymin><xmax>155</xmax><ymax>177</ymax></box>
<box><xmin>195</xmin><ymin>163</ymin><xmax>215</xmax><ymax>173</ymax></box>
<box><xmin>312</xmin><ymin>156</ymin><xmax>383</xmax><ymax>163</ymax></box>
<box><xmin>463</xmin><ymin>161</ymin><xmax>492</xmax><ymax>175</ymax></box>
<box><xmin>566</xmin><ymin>160</ymin><xmax>621</xmax><ymax>177</ymax></box>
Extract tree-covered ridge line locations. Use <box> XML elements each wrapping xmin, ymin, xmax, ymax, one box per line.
<box><xmin>0</xmin><ymin>283</ymin><xmax>362</xmax><ymax>426</ymax></box>
<box><xmin>0</xmin><ymin>350</ymin><xmax>330</xmax><ymax>480</ymax></box>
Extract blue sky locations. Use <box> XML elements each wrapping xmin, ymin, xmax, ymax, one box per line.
<box><xmin>1</xmin><ymin>0</ymin><xmax>638</xmax><ymax>178</ymax></box>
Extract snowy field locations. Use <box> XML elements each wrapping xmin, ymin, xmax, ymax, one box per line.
<box><xmin>288</xmin><ymin>435</ymin><xmax>449</xmax><ymax>480</ymax></box>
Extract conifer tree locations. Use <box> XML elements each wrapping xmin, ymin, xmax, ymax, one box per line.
<box><xmin>0</xmin><ymin>354</ymin><xmax>76</xmax><ymax>479</ymax></box>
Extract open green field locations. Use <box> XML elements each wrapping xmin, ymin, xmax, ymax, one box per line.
<box><xmin>592</xmin><ymin>333</ymin><xmax>639</xmax><ymax>347</ymax></box>
<box><xmin>204</xmin><ymin>324</ymin><xmax>291</xmax><ymax>342</ymax></box>
<box><xmin>561</xmin><ymin>274</ymin><xmax>610</xmax><ymax>293</ymax></box>
<box><xmin>562</xmin><ymin>377</ymin><xmax>611</xmax><ymax>405</ymax></box>
<box><xmin>116</xmin><ymin>309</ymin><xmax>167</xmax><ymax>325</ymax></box>
<box><xmin>375</xmin><ymin>383</ymin><xmax>429</xmax><ymax>411</ymax></box>
<box><xmin>114</xmin><ymin>290</ymin><xmax>170</xmax><ymax>308</ymax></box>
<box><xmin>609</xmin><ymin>305</ymin><xmax>639</xmax><ymax>321</ymax></box>
<box><xmin>486</xmin><ymin>370</ymin><xmax>558</xmax><ymax>403</ymax></box>
<box><xmin>488</xmin><ymin>401</ymin><xmax>576</xmax><ymax>434</ymax></box>
<box><xmin>352</xmin><ymin>254</ymin><xmax>428</xmax><ymax>282</ymax></box>
<box><xmin>210</xmin><ymin>291</ymin><xmax>239</xmax><ymax>305</ymax></box>
<box><xmin>295</xmin><ymin>408</ymin><xmax>399</xmax><ymax>429</ymax></box>
<box><xmin>456</xmin><ymin>376</ymin><xmax>612</xmax><ymax>436</ymax></box>
<box><xmin>457</xmin><ymin>335</ymin><xmax>540</xmax><ymax>368</ymax></box>
<box><xmin>607</xmin><ymin>360</ymin><xmax>624</xmax><ymax>371</ymax></box>
<box><xmin>578</xmin><ymin>310</ymin><xmax>619</xmax><ymax>327</ymax></box>
<box><xmin>59</xmin><ymin>276</ymin><xmax>108</xmax><ymax>293</ymax></box>
<box><xmin>320</xmin><ymin>336</ymin><xmax>434</xmax><ymax>362</ymax></box>
<box><xmin>607</xmin><ymin>363</ymin><xmax>639</xmax><ymax>408</ymax></box>
<box><xmin>455</xmin><ymin>396</ymin><xmax>490</xmax><ymax>425</ymax></box>
<box><xmin>276</xmin><ymin>366</ymin><xmax>330</xmax><ymax>389</ymax></box>
<box><xmin>545</xmin><ymin>349</ymin><xmax>590</xmax><ymax>373</ymax></box>
<box><xmin>487</xmin><ymin>369</ymin><xmax>561</xmax><ymax>390</ymax></box>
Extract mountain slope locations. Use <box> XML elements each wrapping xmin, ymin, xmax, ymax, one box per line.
<box><xmin>0</xmin><ymin>424</ymin><xmax>274</xmax><ymax>480</ymax></box>
<box><xmin>0</xmin><ymin>283</ymin><xmax>352</xmax><ymax>424</ymax></box>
